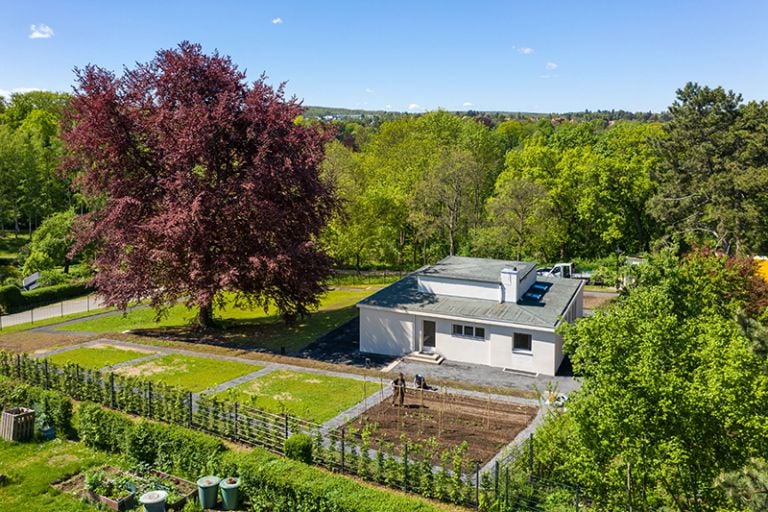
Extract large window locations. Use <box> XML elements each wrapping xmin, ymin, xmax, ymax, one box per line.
<box><xmin>513</xmin><ymin>332</ymin><xmax>532</xmax><ymax>352</ymax></box>
<box><xmin>452</xmin><ymin>323</ymin><xmax>485</xmax><ymax>340</ymax></box>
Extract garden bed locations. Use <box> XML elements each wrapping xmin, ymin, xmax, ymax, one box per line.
<box><xmin>53</xmin><ymin>465</ymin><xmax>196</xmax><ymax>511</ymax></box>
<box><xmin>350</xmin><ymin>389</ymin><xmax>538</xmax><ymax>465</ymax></box>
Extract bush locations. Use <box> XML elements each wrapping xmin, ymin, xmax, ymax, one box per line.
<box><xmin>123</xmin><ymin>419</ymin><xmax>223</xmax><ymax>476</ymax></box>
<box><xmin>22</xmin><ymin>283</ymin><xmax>91</xmax><ymax>308</ymax></box>
<box><xmin>284</xmin><ymin>433</ymin><xmax>313</xmax><ymax>464</ymax></box>
<box><xmin>78</xmin><ymin>403</ymin><xmax>133</xmax><ymax>453</ymax></box>
<box><xmin>219</xmin><ymin>451</ymin><xmax>442</xmax><ymax>512</ymax></box>
<box><xmin>0</xmin><ymin>285</ymin><xmax>23</xmax><ymax>314</ymax></box>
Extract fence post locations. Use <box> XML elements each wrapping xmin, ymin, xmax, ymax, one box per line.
<box><xmin>341</xmin><ymin>427</ymin><xmax>345</xmax><ymax>472</ymax></box>
<box><xmin>283</xmin><ymin>414</ymin><xmax>289</xmax><ymax>441</ymax></box>
<box><xmin>505</xmin><ymin>467</ymin><xmax>509</xmax><ymax>508</ymax></box>
<box><xmin>109</xmin><ymin>373</ymin><xmax>115</xmax><ymax>408</ymax></box>
<box><xmin>30</xmin><ymin>308</ymin><xmax>34</xmax><ymax>324</ymax></box>
<box><xmin>44</xmin><ymin>360</ymin><xmax>49</xmax><ymax>390</ymax></box>
<box><xmin>494</xmin><ymin>460</ymin><xmax>499</xmax><ymax>500</ymax></box>
<box><xmin>188</xmin><ymin>392</ymin><xmax>193</xmax><ymax>428</ymax></box>
<box><xmin>60</xmin><ymin>301</ymin><xmax>64</xmax><ymax>318</ymax></box>
<box><xmin>529</xmin><ymin>432</ymin><xmax>534</xmax><ymax>480</ymax></box>
<box><xmin>147</xmin><ymin>382</ymin><xmax>153</xmax><ymax>419</ymax></box>
<box><xmin>475</xmin><ymin>461</ymin><xmax>480</xmax><ymax>509</ymax></box>
<box><xmin>234</xmin><ymin>403</ymin><xmax>239</xmax><ymax>442</ymax></box>
<box><xmin>403</xmin><ymin>441</ymin><xmax>408</xmax><ymax>492</ymax></box>
<box><xmin>16</xmin><ymin>354</ymin><xmax>21</xmax><ymax>379</ymax></box>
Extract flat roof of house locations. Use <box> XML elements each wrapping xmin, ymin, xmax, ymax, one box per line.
<box><xmin>420</xmin><ymin>256</ymin><xmax>537</xmax><ymax>284</ymax></box>
<box><xmin>358</xmin><ymin>274</ymin><xmax>583</xmax><ymax>329</ymax></box>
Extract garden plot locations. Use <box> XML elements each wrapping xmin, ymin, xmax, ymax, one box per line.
<box><xmin>350</xmin><ymin>389</ymin><xmax>538</xmax><ymax>465</ymax></box>
<box><xmin>44</xmin><ymin>344</ymin><xmax>155</xmax><ymax>370</ymax></box>
<box><xmin>115</xmin><ymin>353</ymin><xmax>259</xmax><ymax>392</ymax></box>
<box><xmin>213</xmin><ymin>369</ymin><xmax>382</xmax><ymax>423</ymax></box>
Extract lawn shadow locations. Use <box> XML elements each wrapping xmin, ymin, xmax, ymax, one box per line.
<box><xmin>130</xmin><ymin>304</ymin><xmax>361</xmax><ymax>355</ymax></box>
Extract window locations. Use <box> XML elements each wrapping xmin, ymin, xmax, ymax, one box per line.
<box><xmin>513</xmin><ymin>332</ymin><xmax>532</xmax><ymax>352</ymax></box>
<box><xmin>452</xmin><ymin>323</ymin><xmax>485</xmax><ymax>340</ymax></box>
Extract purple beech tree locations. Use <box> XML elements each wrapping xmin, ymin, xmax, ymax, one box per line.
<box><xmin>62</xmin><ymin>42</ymin><xmax>335</xmax><ymax>327</ymax></box>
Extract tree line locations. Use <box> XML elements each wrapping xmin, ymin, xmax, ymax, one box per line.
<box><xmin>320</xmin><ymin>83</ymin><xmax>768</xmax><ymax>270</ymax></box>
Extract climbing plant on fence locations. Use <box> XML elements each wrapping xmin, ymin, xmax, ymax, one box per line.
<box><xmin>0</xmin><ymin>351</ymin><xmax>581</xmax><ymax>511</ymax></box>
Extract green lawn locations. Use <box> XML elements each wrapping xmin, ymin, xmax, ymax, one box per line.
<box><xmin>114</xmin><ymin>353</ymin><xmax>259</xmax><ymax>392</ymax></box>
<box><xmin>0</xmin><ymin>438</ymin><xmax>104</xmax><ymax>511</ymax></box>
<box><xmin>0</xmin><ymin>232</ymin><xmax>29</xmax><ymax>259</ymax></box>
<box><xmin>44</xmin><ymin>344</ymin><xmax>154</xmax><ymax>370</ymax></box>
<box><xmin>215</xmin><ymin>369</ymin><xmax>381</xmax><ymax>423</ymax></box>
<box><xmin>55</xmin><ymin>287</ymin><xmax>380</xmax><ymax>353</ymax></box>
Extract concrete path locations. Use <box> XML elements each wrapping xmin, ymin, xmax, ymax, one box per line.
<box><xmin>0</xmin><ymin>294</ymin><xmax>108</xmax><ymax>330</ymax></box>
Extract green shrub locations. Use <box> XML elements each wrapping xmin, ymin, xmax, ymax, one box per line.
<box><xmin>0</xmin><ymin>379</ymin><xmax>75</xmax><ymax>439</ymax></box>
<box><xmin>284</xmin><ymin>433</ymin><xmax>313</xmax><ymax>464</ymax></box>
<box><xmin>78</xmin><ymin>402</ymin><xmax>133</xmax><ymax>453</ymax></box>
<box><xmin>0</xmin><ymin>284</ymin><xmax>23</xmax><ymax>314</ymax></box>
<box><xmin>22</xmin><ymin>283</ymin><xmax>91</xmax><ymax>308</ymax></box>
<box><xmin>123</xmin><ymin>419</ymin><xmax>223</xmax><ymax>476</ymax></box>
<box><xmin>219</xmin><ymin>450</ymin><xmax>442</xmax><ymax>512</ymax></box>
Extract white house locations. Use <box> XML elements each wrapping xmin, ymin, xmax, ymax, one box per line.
<box><xmin>356</xmin><ymin>256</ymin><xmax>584</xmax><ymax>376</ymax></box>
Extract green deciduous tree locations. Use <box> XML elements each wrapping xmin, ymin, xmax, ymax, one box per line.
<box><xmin>533</xmin><ymin>250</ymin><xmax>768</xmax><ymax>511</ymax></box>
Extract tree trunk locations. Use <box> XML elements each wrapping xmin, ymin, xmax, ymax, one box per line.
<box><xmin>197</xmin><ymin>302</ymin><xmax>215</xmax><ymax>329</ymax></box>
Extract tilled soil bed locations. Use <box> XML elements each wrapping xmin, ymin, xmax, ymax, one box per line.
<box><xmin>350</xmin><ymin>388</ymin><xmax>537</xmax><ymax>465</ymax></box>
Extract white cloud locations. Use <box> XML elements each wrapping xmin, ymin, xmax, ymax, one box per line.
<box><xmin>0</xmin><ymin>87</ymin><xmax>42</xmax><ymax>98</ymax></box>
<box><xmin>29</xmin><ymin>24</ymin><xmax>54</xmax><ymax>39</ymax></box>
<box><xmin>271</xmin><ymin>17</ymin><xmax>283</xmax><ymax>25</ymax></box>
<box><xmin>408</xmin><ymin>103</ymin><xmax>420</xmax><ymax>110</ymax></box>
<box><xmin>385</xmin><ymin>104</ymin><xmax>392</xmax><ymax>109</ymax></box>
<box><xmin>365</xmin><ymin>88</ymin><xmax>374</xmax><ymax>93</ymax></box>
<box><xmin>463</xmin><ymin>102</ymin><xmax>473</xmax><ymax>107</ymax></box>
<box><xmin>545</xmin><ymin>62</ymin><xmax>558</xmax><ymax>71</ymax></box>
<box><xmin>516</xmin><ymin>47</ymin><xmax>534</xmax><ymax>55</ymax></box>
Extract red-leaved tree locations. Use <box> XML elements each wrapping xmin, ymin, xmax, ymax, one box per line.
<box><xmin>62</xmin><ymin>42</ymin><xmax>335</xmax><ymax>327</ymax></box>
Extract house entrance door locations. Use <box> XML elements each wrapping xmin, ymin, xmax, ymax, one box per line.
<box><xmin>422</xmin><ymin>320</ymin><xmax>436</xmax><ymax>353</ymax></box>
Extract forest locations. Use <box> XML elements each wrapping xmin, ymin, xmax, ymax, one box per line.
<box><xmin>2</xmin><ymin>82</ymin><xmax>767</xmax><ymax>280</ymax></box>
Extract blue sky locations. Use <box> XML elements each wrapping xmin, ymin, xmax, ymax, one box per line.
<box><xmin>2</xmin><ymin>1</ymin><xmax>766</xmax><ymax>113</ymax></box>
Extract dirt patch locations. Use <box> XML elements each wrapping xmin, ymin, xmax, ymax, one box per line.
<box><xmin>115</xmin><ymin>359</ymin><xmax>186</xmax><ymax>377</ymax></box>
<box><xmin>350</xmin><ymin>389</ymin><xmax>537</xmax><ymax>465</ymax></box>
<box><xmin>583</xmin><ymin>294</ymin><xmax>615</xmax><ymax>310</ymax></box>
<box><xmin>0</xmin><ymin>331</ymin><xmax>91</xmax><ymax>353</ymax></box>
<box><xmin>272</xmin><ymin>391</ymin><xmax>294</xmax><ymax>401</ymax></box>
<box><xmin>47</xmin><ymin>454</ymin><xmax>78</xmax><ymax>466</ymax></box>
<box><xmin>90</xmin><ymin>342</ymin><xmax>154</xmax><ymax>354</ymax></box>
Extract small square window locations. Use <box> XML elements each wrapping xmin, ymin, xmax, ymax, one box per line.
<box><xmin>452</xmin><ymin>324</ymin><xmax>463</xmax><ymax>335</ymax></box>
<box><xmin>475</xmin><ymin>327</ymin><xmax>485</xmax><ymax>339</ymax></box>
<box><xmin>464</xmin><ymin>325</ymin><xmax>474</xmax><ymax>337</ymax></box>
<box><xmin>513</xmin><ymin>333</ymin><xmax>532</xmax><ymax>352</ymax></box>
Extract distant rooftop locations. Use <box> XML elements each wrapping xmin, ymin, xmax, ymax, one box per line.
<box><xmin>420</xmin><ymin>256</ymin><xmax>537</xmax><ymax>284</ymax></box>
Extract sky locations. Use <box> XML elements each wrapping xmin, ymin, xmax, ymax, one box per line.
<box><xmin>1</xmin><ymin>0</ymin><xmax>767</xmax><ymax>113</ymax></box>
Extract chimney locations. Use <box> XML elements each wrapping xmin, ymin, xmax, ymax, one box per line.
<box><xmin>500</xmin><ymin>266</ymin><xmax>520</xmax><ymax>303</ymax></box>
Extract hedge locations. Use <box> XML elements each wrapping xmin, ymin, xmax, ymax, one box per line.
<box><xmin>0</xmin><ymin>283</ymin><xmax>92</xmax><ymax>314</ymax></box>
<box><xmin>78</xmin><ymin>403</ymin><xmax>223</xmax><ymax>477</ymax></box>
<box><xmin>0</xmin><ymin>285</ymin><xmax>23</xmax><ymax>314</ymax></box>
<box><xmin>219</xmin><ymin>450</ymin><xmax>444</xmax><ymax>512</ymax></box>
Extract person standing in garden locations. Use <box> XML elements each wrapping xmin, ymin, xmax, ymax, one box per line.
<box><xmin>392</xmin><ymin>372</ymin><xmax>406</xmax><ymax>406</ymax></box>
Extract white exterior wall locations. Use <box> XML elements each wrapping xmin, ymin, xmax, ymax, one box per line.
<box><xmin>359</xmin><ymin>308</ymin><xmax>414</xmax><ymax>356</ymax></box>
<box><xmin>415</xmin><ymin>316</ymin><xmax>562</xmax><ymax>376</ymax></box>
<box><xmin>417</xmin><ymin>276</ymin><xmax>500</xmax><ymax>301</ymax></box>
